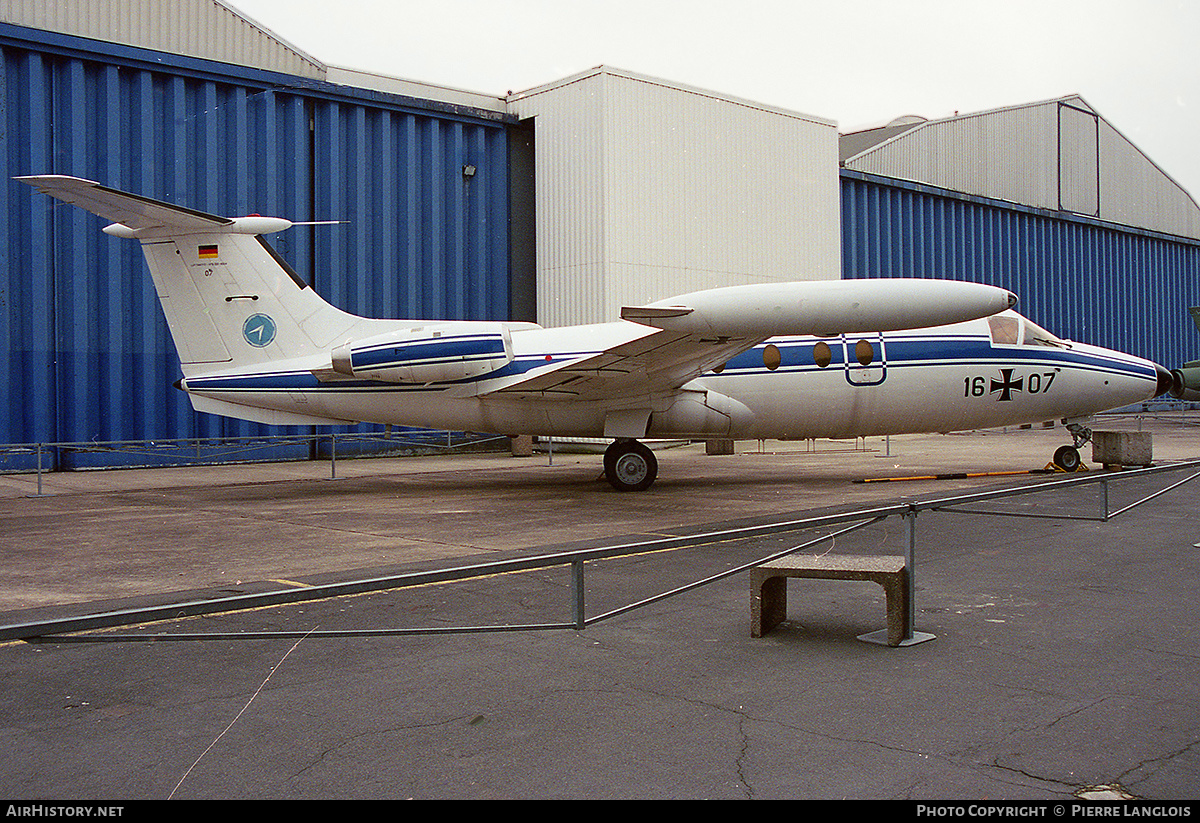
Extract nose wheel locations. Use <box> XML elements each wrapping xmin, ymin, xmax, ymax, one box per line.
<box><xmin>1052</xmin><ymin>444</ymin><xmax>1082</xmax><ymax>472</ymax></box>
<box><xmin>604</xmin><ymin>439</ymin><xmax>659</xmax><ymax>492</ymax></box>
<box><xmin>1052</xmin><ymin>423</ymin><xmax>1092</xmax><ymax>471</ymax></box>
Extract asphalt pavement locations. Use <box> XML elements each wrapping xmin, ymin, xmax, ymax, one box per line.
<box><xmin>0</xmin><ymin>412</ymin><xmax>1197</xmax><ymax>800</ymax></box>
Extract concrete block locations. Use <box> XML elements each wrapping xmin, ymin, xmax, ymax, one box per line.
<box><xmin>510</xmin><ymin>435</ymin><xmax>534</xmax><ymax>457</ymax></box>
<box><xmin>706</xmin><ymin>439</ymin><xmax>735</xmax><ymax>455</ymax></box>
<box><xmin>1092</xmin><ymin>430</ymin><xmax>1153</xmax><ymax>468</ymax></box>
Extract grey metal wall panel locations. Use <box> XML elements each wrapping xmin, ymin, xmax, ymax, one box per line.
<box><xmin>1</xmin><ymin>25</ymin><xmax>511</xmax><ymax>469</ymax></box>
<box><xmin>842</xmin><ymin>170</ymin><xmax>1200</xmax><ymax>370</ymax></box>
<box><xmin>1097</xmin><ymin>118</ymin><xmax>1200</xmax><ymax>240</ymax></box>
<box><xmin>1</xmin><ymin>0</ymin><xmax>326</xmax><ymax>79</ymax></box>
<box><xmin>510</xmin><ymin>67</ymin><xmax>840</xmax><ymax>327</ymax></box>
<box><xmin>843</xmin><ymin>96</ymin><xmax>1200</xmax><ymax>242</ymax></box>
<box><xmin>845</xmin><ymin>101</ymin><xmax>1061</xmax><ymax>211</ymax></box>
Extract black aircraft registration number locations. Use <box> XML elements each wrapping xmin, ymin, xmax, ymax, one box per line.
<box><xmin>964</xmin><ymin>369</ymin><xmax>1056</xmax><ymax>401</ymax></box>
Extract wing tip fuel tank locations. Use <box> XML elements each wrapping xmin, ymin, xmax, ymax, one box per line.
<box><xmin>622</xmin><ymin>279</ymin><xmax>1018</xmax><ymax>337</ymax></box>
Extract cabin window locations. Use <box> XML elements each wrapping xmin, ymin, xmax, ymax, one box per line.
<box><xmin>813</xmin><ymin>341</ymin><xmax>832</xmax><ymax>368</ymax></box>
<box><xmin>854</xmin><ymin>339</ymin><xmax>874</xmax><ymax>366</ymax></box>
<box><xmin>763</xmin><ymin>344</ymin><xmax>782</xmax><ymax>370</ymax></box>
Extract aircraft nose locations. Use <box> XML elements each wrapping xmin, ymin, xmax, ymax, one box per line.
<box><xmin>1155</xmin><ymin>364</ymin><xmax>1174</xmax><ymax>397</ymax></box>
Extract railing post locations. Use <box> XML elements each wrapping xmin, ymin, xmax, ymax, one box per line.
<box><xmin>903</xmin><ymin>506</ymin><xmax>916</xmax><ymax>638</ymax></box>
<box><xmin>36</xmin><ymin>443</ymin><xmax>44</xmax><ymax>497</ymax></box>
<box><xmin>571</xmin><ymin>559</ymin><xmax>585</xmax><ymax>629</ymax></box>
<box><xmin>330</xmin><ymin>431</ymin><xmax>337</xmax><ymax>480</ymax></box>
<box><xmin>878</xmin><ymin>504</ymin><xmax>934</xmax><ymax>646</ymax></box>
<box><xmin>1101</xmin><ymin>475</ymin><xmax>1110</xmax><ymax>521</ymax></box>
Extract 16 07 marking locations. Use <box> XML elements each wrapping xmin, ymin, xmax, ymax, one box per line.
<box><xmin>964</xmin><ymin>370</ymin><xmax>1056</xmax><ymax>399</ymax></box>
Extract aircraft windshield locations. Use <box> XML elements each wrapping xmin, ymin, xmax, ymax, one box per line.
<box><xmin>1022</xmin><ymin>319</ymin><xmax>1068</xmax><ymax>348</ymax></box>
<box><xmin>988</xmin><ymin>315</ymin><xmax>1069</xmax><ymax>348</ymax></box>
<box><xmin>987</xmin><ymin>316</ymin><xmax>1020</xmax><ymax>345</ymax></box>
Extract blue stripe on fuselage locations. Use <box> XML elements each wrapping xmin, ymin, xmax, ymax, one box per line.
<box><xmin>718</xmin><ymin>335</ymin><xmax>1154</xmax><ymax>381</ymax></box>
<box><xmin>184</xmin><ymin>334</ymin><xmax>1155</xmax><ymax>394</ymax></box>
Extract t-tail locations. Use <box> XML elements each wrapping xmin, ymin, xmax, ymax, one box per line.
<box><xmin>19</xmin><ymin>175</ymin><xmax>386</xmax><ymax>370</ymax></box>
<box><xmin>17</xmin><ymin>175</ymin><xmax>422</xmax><ymax>424</ymax></box>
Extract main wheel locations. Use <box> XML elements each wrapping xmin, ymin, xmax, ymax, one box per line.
<box><xmin>604</xmin><ymin>440</ymin><xmax>658</xmax><ymax>492</ymax></box>
<box><xmin>1053</xmin><ymin>445</ymin><xmax>1082</xmax><ymax>471</ymax></box>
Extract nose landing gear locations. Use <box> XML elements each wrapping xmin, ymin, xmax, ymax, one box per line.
<box><xmin>1052</xmin><ymin>423</ymin><xmax>1093</xmax><ymax>472</ymax></box>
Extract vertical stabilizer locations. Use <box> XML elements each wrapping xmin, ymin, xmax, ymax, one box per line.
<box><xmin>136</xmin><ymin>231</ymin><xmax>359</xmax><ymax>372</ymax></box>
<box><xmin>18</xmin><ymin>175</ymin><xmax>379</xmax><ymax>378</ymax></box>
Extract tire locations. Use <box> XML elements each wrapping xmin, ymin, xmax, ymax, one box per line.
<box><xmin>605</xmin><ymin>440</ymin><xmax>658</xmax><ymax>492</ymax></box>
<box><xmin>603</xmin><ymin>438</ymin><xmax>624</xmax><ymax>479</ymax></box>
<box><xmin>1053</xmin><ymin>445</ymin><xmax>1081</xmax><ymax>472</ymax></box>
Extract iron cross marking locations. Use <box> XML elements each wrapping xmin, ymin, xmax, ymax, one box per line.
<box><xmin>989</xmin><ymin>368</ymin><xmax>1023</xmax><ymax>401</ymax></box>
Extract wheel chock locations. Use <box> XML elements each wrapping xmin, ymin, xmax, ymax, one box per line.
<box><xmin>1045</xmin><ymin>461</ymin><xmax>1089</xmax><ymax>473</ymax></box>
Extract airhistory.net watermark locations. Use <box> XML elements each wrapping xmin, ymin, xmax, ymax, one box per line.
<box><xmin>5</xmin><ymin>807</ymin><xmax>123</xmax><ymax>818</ymax></box>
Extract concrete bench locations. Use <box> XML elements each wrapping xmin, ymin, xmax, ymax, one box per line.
<box><xmin>751</xmin><ymin>554</ymin><xmax>910</xmax><ymax>647</ymax></box>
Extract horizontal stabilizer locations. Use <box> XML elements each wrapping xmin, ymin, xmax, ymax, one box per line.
<box><xmin>17</xmin><ymin>175</ymin><xmax>233</xmax><ymax>235</ymax></box>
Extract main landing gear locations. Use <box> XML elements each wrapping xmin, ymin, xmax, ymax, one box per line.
<box><xmin>1052</xmin><ymin>422</ymin><xmax>1093</xmax><ymax>472</ymax></box>
<box><xmin>604</xmin><ymin>438</ymin><xmax>658</xmax><ymax>492</ymax></box>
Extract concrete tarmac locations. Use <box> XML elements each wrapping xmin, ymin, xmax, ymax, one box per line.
<box><xmin>0</xmin><ymin>413</ymin><xmax>1198</xmax><ymax>799</ymax></box>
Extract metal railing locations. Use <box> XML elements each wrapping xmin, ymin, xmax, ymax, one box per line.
<box><xmin>6</xmin><ymin>457</ymin><xmax>1200</xmax><ymax>644</ymax></box>
<box><xmin>4</xmin><ymin>404</ymin><xmax>1195</xmax><ymax>484</ymax></box>
<box><xmin>0</xmin><ymin>429</ymin><xmax>511</xmax><ymax>494</ymax></box>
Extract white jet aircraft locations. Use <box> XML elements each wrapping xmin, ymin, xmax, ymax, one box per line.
<box><xmin>20</xmin><ymin>175</ymin><xmax>1171</xmax><ymax>491</ymax></box>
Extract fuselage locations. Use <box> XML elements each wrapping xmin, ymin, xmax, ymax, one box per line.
<box><xmin>181</xmin><ymin>310</ymin><xmax>1165</xmax><ymax>440</ymax></box>
<box><xmin>20</xmin><ymin>175</ymin><xmax>1169</xmax><ymax>490</ymax></box>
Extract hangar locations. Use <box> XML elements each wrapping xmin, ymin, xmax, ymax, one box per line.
<box><xmin>839</xmin><ymin>97</ymin><xmax>1200</xmax><ymax>369</ymax></box>
<box><xmin>2</xmin><ymin>1</ymin><xmax>1196</xmax><ymax>471</ymax></box>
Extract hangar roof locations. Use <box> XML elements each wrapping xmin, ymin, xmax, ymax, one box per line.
<box><xmin>0</xmin><ymin>0</ymin><xmax>509</xmax><ymax>114</ymax></box>
<box><xmin>840</xmin><ymin>95</ymin><xmax>1200</xmax><ymax>241</ymax></box>
<box><xmin>0</xmin><ymin>0</ymin><xmax>326</xmax><ymax>79</ymax></box>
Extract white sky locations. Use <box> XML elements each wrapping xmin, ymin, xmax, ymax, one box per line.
<box><xmin>228</xmin><ymin>0</ymin><xmax>1200</xmax><ymax>197</ymax></box>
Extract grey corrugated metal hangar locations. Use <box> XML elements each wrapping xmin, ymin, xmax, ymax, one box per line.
<box><xmin>2</xmin><ymin>1</ymin><xmax>1196</xmax><ymax>472</ymax></box>
<box><xmin>842</xmin><ymin>96</ymin><xmax>1200</xmax><ymax>240</ymax></box>
<box><xmin>507</xmin><ymin>66</ymin><xmax>842</xmax><ymax>327</ymax></box>
<box><xmin>840</xmin><ymin>96</ymin><xmax>1200</xmax><ymax>369</ymax></box>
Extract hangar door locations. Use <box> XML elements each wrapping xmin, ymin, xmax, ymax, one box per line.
<box><xmin>1058</xmin><ymin>101</ymin><xmax>1100</xmax><ymax>217</ymax></box>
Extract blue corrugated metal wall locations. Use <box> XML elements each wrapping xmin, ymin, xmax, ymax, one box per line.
<box><xmin>1</xmin><ymin>24</ymin><xmax>512</xmax><ymax>469</ymax></box>
<box><xmin>842</xmin><ymin>169</ymin><xmax>1200</xmax><ymax>370</ymax></box>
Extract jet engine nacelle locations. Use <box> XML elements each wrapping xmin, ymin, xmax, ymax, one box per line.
<box><xmin>331</xmin><ymin>324</ymin><xmax>514</xmax><ymax>384</ymax></box>
<box><xmin>1169</xmin><ymin>361</ymin><xmax>1200</xmax><ymax>401</ymax></box>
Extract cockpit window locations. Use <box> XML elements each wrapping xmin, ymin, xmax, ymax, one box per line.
<box><xmin>1022</xmin><ymin>319</ymin><xmax>1068</xmax><ymax>348</ymax></box>
<box><xmin>988</xmin><ymin>314</ymin><xmax>1069</xmax><ymax>349</ymax></box>
<box><xmin>988</xmin><ymin>316</ymin><xmax>1020</xmax><ymax>345</ymax></box>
